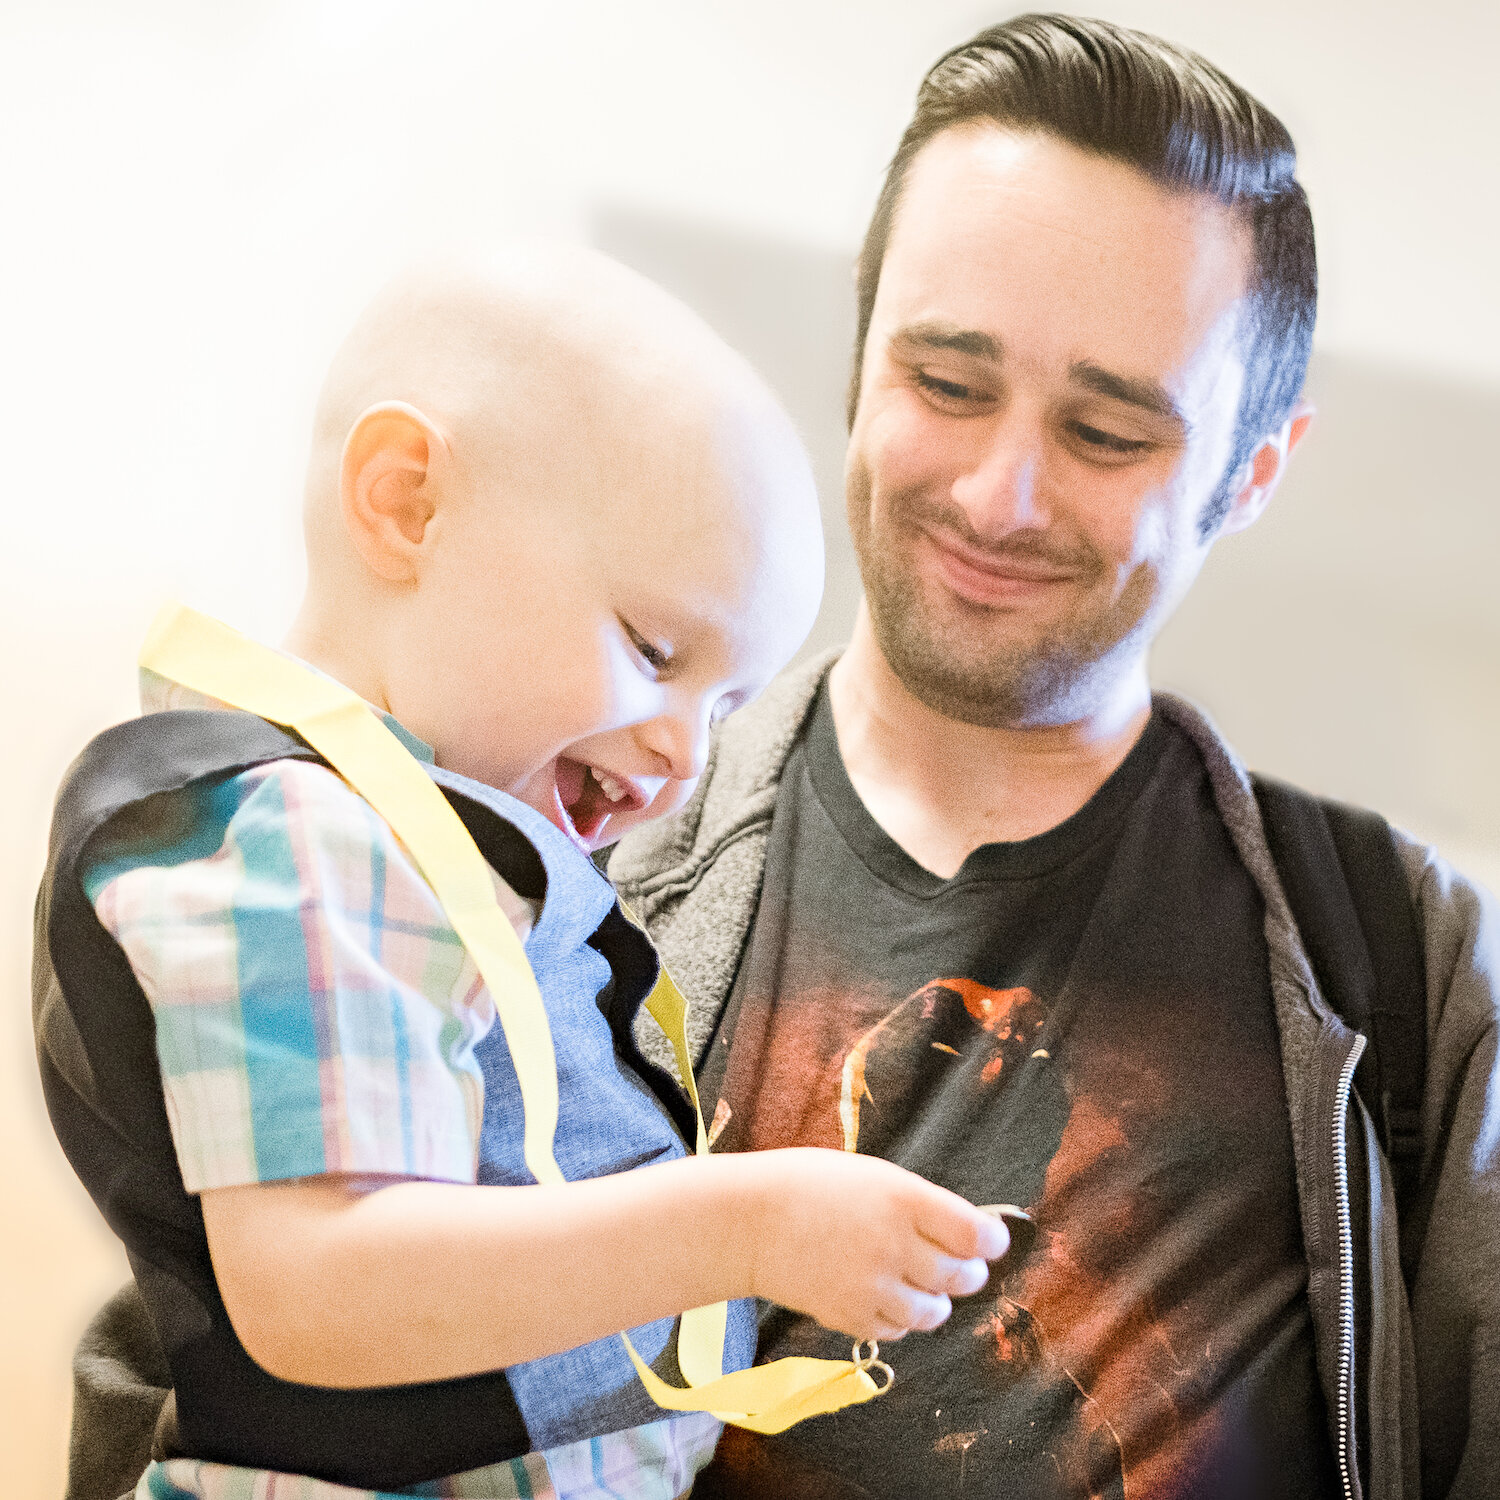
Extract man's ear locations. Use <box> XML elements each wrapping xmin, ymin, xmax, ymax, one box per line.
<box><xmin>1217</xmin><ymin>401</ymin><xmax>1314</xmax><ymax>538</ymax></box>
<box><xmin>339</xmin><ymin>402</ymin><xmax>449</xmax><ymax>584</ymax></box>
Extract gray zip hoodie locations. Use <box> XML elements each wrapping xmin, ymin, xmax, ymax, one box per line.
<box><xmin>611</xmin><ymin>653</ymin><xmax>1500</xmax><ymax>1500</ymax></box>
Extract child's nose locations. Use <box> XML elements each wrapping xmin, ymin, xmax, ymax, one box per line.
<box><xmin>640</xmin><ymin>702</ymin><xmax>712</xmax><ymax>783</ymax></box>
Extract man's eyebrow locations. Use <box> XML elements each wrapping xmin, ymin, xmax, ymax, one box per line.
<box><xmin>1069</xmin><ymin>360</ymin><xmax>1184</xmax><ymax>424</ymax></box>
<box><xmin>890</xmin><ymin>320</ymin><xmax>1001</xmax><ymax>362</ymax></box>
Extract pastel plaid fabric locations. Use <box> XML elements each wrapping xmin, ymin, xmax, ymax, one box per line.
<box><xmin>82</xmin><ymin>669</ymin><xmax>542</xmax><ymax>1190</ymax></box>
<box><xmin>86</xmin><ymin>754</ymin><xmax>505</xmax><ymax>1190</ymax></box>
<box><xmin>137</xmin><ymin>1413</ymin><xmax>723</xmax><ymax>1500</ymax></box>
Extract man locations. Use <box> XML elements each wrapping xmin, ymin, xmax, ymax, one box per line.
<box><xmin>608</xmin><ymin>15</ymin><xmax>1499</xmax><ymax>1500</ymax></box>
<box><xmin>56</xmin><ymin>14</ymin><xmax>1499</xmax><ymax>1500</ymax></box>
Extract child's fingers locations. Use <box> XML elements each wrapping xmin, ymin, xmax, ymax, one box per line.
<box><xmin>913</xmin><ymin>1190</ymin><xmax>1011</xmax><ymax>1261</ymax></box>
<box><xmin>879</xmin><ymin>1283</ymin><xmax>953</xmax><ymax>1334</ymax></box>
<box><xmin>943</xmin><ymin>1255</ymin><xmax>992</xmax><ymax>1297</ymax></box>
<box><xmin>903</xmin><ymin>1243</ymin><xmax>992</xmax><ymax>1298</ymax></box>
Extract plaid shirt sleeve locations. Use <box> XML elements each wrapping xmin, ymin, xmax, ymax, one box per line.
<box><xmin>84</xmin><ymin>757</ymin><xmax>519</xmax><ymax>1192</ymax></box>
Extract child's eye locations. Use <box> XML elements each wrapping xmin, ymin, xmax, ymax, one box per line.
<box><xmin>623</xmin><ymin>622</ymin><xmax>672</xmax><ymax>675</ymax></box>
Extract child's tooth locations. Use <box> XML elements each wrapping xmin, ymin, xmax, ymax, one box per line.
<box><xmin>595</xmin><ymin>770</ymin><xmax>626</xmax><ymax>803</ymax></box>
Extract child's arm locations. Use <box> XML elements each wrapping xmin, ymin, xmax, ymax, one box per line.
<box><xmin>201</xmin><ymin>1148</ymin><xmax>1008</xmax><ymax>1388</ymax></box>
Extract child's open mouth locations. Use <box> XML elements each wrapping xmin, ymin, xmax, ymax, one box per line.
<box><xmin>550</xmin><ymin>757</ymin><xmax>645</xmax><ymax>851</ymax></box>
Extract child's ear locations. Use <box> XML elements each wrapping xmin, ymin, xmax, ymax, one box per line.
<box><xmin>340</xmin><ymin>402</ymin><xmax>448</xmax><ymax>583</ymax></box>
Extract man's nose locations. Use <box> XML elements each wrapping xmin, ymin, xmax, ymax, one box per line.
<box><xmin>949</xmin><ymin>410</ymin><xmax>1047</xmax><ymax>539</ymax></box>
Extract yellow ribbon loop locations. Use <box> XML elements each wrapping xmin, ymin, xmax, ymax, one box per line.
<box><xmin>140</xmin><ymin>603</ymin><xmax>890</xmax><ymax>1433</ymax></box>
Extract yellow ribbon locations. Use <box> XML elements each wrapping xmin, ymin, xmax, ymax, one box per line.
<box><xmin>140</xmin><ymin>602</ymin><xmax>890</xmax><ymax>1433</ymax></box>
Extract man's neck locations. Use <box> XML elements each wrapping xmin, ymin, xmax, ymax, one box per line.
<box><xmin>827</xmin><ymin>608</ymin><xmax>1152</xmax><ymax>879</ymax></box>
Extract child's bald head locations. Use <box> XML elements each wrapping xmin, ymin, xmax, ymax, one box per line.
<box><xmin>289</xmin><ymin>245</ymin><xmax>824</xmax><ymax>848</ymax></box>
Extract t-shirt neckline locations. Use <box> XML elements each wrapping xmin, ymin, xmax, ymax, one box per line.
<box><xmin>803</xmin><ymin>680</ymin><xmax>1172</xmax><ymax>897</ymax></box>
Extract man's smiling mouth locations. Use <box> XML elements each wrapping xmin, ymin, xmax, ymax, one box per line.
<box><xmin>914</xmin><ymin>520</ymin><xmax>1089</xmax><ymax>609</ymax></box>
<box><xmin>549</xmin><ymin>756</ymin><xmax>646</xmax><ymax>850</ymax></box>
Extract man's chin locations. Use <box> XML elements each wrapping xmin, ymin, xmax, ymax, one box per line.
<box><xmin>891</xmin><ymin>656</ymin><xmax>1059</xmax><ymax>730</ymax></box>
<box><xmin>863</xmin><ymin>554</ymin><xmax>1159</xmax><ymax>729</ymax></box>
<box><xmin>870</xmin><ymin>608</ymin><xmax>1055</xmax><ymax>728</ymax></box>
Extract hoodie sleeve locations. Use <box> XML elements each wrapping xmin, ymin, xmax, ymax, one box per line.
<box><xmin>1396</xmin><ymin>833</ymin><xmax>1500</xmax><ymax>1498</ymax></box>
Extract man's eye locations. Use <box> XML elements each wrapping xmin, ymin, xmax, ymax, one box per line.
<box><xmin>914</xmin><ymin>370</ymin><xmax>988</xmax><ymax>405</ymax></box>
<box><xmin>624</xmin><ymin>622</ymin><xmax>672</xmax><ymax>674</ymax></box>
<box><xmin>1070</xmin><ymin>421</ymin><xmax>1150</xmax><ymax>456</ymax></box>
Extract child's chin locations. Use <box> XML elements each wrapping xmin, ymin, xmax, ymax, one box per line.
<box><xmin>574</xmin><ymin>814</ymin><xmax>633</xmax><ymax>856</ymax></box>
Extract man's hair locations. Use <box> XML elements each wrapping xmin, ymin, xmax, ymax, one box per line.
<box><xmin>852</xmin><ymin>14</ymin><xmax>1317</xmax><ymax>531</ymax></box>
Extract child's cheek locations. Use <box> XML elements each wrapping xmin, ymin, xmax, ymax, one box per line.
<box><xmin>641</xmin><ymin>778</ymin><xmax>698</xmax><ymax>827</ymax></box>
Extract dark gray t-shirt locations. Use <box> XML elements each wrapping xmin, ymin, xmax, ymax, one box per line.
<box><xmin>694</xmin><ymin>686</ymin><xmax>1338</xmax><ymax>1499</ymax></box>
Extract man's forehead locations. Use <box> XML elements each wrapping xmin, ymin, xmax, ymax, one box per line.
<box><xmin>876</xmin><ymin>124</ymin><xmax>1252</xmax><ymax>379</ymax></box>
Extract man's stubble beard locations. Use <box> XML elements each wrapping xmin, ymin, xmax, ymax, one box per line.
<box><xmin>845</xmin><ymin>454</ymin><xmax>1162</xmax><ymax>731</ymax></box>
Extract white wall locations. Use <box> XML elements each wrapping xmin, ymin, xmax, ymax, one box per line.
<box><xmin>2</xmin><ymin>4</ymin><xmax>1496</xmax><ymax>1493</ymax></box>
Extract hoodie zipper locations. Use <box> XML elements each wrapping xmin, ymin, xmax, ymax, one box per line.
<box><xmin>1332</xmin><ymin>1031</ymin><xmax>1366</xmax><ymax>1500</ymax></box>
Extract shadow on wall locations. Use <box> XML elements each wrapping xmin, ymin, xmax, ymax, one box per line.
<box><xmin>594</xmin><ymin>204</ymin><xmax>1500</xmax><ymax>873</ymax></box>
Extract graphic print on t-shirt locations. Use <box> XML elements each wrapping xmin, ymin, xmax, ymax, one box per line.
<box><xmin>692</xmin><ymin>689</ymin><xmax>1339</xmax><ymax>1500</ymax></box>
<box><xmin>843</xmin><ymin>978</ymin><xmax>1126</xmax><ymax>1494</ymax></box>
<box><xmin>840</xmin><ymin>979</ymin><xmax>1046</xmax><ymax>1151</ymax></box>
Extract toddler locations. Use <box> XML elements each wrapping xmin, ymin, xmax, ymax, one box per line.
<box><xmin>34</xmin><ymin>248</ymin><xmax>1008</xmax><ymax>1500</ymax></box>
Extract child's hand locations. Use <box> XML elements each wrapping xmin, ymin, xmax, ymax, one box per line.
<box><xmin>741</xmin><ymin>1148</ymin><xmax>1010</xmax><ymax>1342</ymax></box>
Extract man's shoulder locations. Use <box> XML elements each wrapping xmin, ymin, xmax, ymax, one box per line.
<box><xmin>1157</xmin><ymin>690</ymin><xmax>1497</xmax><ymax>1023</ymax></box>
<box><xmin>1389</xmin><ymin>823</ymin><xmax>1500</xmax><ymax>1029</ymax></box>
<box><xmin>609</xmin><ymin>649</ymin><xmax>838</xmax><ymax>896</ymax></box>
